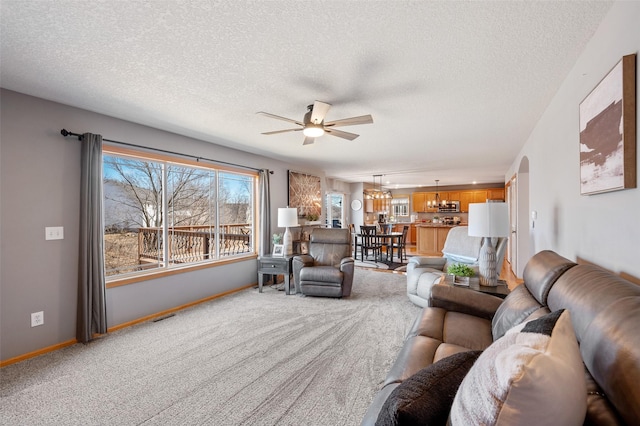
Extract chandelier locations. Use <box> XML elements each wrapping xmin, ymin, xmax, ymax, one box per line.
<box><xmin>364</xmin><ymin>174</ymin><xmax>392</xmax><ymax>200</ymax></box>
<box><xmin>426</xmin><ymin>179</ymin><xmax>447</xmax><ymax>208</ymax></box>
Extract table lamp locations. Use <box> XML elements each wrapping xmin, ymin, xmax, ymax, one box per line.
<box><xmin>278</xmin><ymin>207</ymin><xmax>298</xmax><ymax>256</ymax></box>
<box><xmin>468</xmin><ymin>202</ymin><xmax>509</xmax><ymax>286</ymax></box>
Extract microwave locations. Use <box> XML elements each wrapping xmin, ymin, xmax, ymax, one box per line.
<box><xmin>438</xmin><ymin>201</ymin><xmax>460</xmax><ymax>213</ymax></box>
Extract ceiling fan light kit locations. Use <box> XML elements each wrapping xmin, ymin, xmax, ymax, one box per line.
<box><xmin>302</xmin><ymin>124</ymin><xmax>324</xmax><ymax>138</ymax></box>
<box><xmin>258</xmin><ymin>100</ymin><xmax>373</xmax><ymax>145</ymax></box>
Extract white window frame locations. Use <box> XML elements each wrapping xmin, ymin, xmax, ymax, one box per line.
<box><xmin>102</xmin><ymin>145</ymin><xmax>257</xmax><ymax>286</ymax></box>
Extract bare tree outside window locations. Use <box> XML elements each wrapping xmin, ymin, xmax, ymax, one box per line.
<box><xmin>103</xmin><ymin>154</ymin><xmax>255</xmax><ymax>278</ymax></box>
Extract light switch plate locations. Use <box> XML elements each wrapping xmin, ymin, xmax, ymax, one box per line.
<box><xmin>45</xmin><ymin>226</ymin><xmax>64</xmax><ymax>240</ymax></box>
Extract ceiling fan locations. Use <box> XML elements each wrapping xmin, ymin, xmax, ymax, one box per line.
<box><xmin>257</xmin><ymin>100</ymin><xmax>373</xmax><ymax>145</ymax></box>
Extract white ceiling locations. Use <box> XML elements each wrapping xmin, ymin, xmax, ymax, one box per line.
<box><xmin>0</xmin><ymin>1</ymin><xmax>613</xmax><ymax>188</ymax></box>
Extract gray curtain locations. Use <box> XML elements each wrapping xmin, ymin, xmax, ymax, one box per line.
<box><xmin>258</xmin><ymin>169</ymin><xmax>271</xmax><ymax>256</ymax></box>
<box><xmin>77</xmin><ymin>133</ymin><xmax>107</xmax><ymax>343</ymax></box>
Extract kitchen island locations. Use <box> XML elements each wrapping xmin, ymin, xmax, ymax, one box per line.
<box><xmin>415</xmin><ymin>224</ymin><xmax>461</xmax><ymax>256</ymax></box>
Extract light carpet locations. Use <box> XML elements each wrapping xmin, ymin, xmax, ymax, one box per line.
<box><xmin>0</xmin><ymin>269</ymin><xmax>419</xmax><ymax>426</ymax></box>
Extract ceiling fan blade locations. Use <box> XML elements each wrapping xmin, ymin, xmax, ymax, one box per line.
<box><xmin>303</xmin><ymin>136</ymin><xmax>315</xmax><ymax>145</ymax></box>
<box><xmin>261</xmin><ymin>128</ymin><xmax>302</xmax><ymax>135</ymax></box>
<box><xmin>325</xmin><ymin>128</ymin><xmax>359</xmax><ymax>141</ymax></box>
<box><xmin>256</xmin><ymin>111</ymin><xmax>303</xmax><ymax>126</ymax></box>
<box><xmin>310</xmin><ymin>101</ymin><xmax>331</xmax><ymax>124</ymax></box>
<box><xmin>324</xmin><ymin>114</ymin><xmax>373</xmax><ymax>127</ymax></box>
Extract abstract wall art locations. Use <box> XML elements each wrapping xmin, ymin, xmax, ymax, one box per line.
<box><xmin>288</xmin><ymin>171</ymin><xmax>322</xmax><ymax>218</ymax></box>
<box><xmin>579</xmin><ymin>54</ymin><xmax>636</xmax><ymax>195</ymax></box>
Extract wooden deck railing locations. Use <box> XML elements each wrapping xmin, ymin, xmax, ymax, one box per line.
<box><xmin>138</xmin><ymin>224</ymin><xmax>252</xmax><ymax>264</ymax></box>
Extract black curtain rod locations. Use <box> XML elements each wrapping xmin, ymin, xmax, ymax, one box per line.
<box><xmin>60</xmin><ymin>129</ymin><xmax>272</xmax><ymax>174</ymax></box>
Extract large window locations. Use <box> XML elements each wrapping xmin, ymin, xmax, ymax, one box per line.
<box><xmin>391</xmin><ymin>197</ymin><xmax>409</xmax><ymax>218</ymax></box>
<box><xmin>103</xmin><ymin>148</ymin><xmax>256</xmax><ymax>279</ymax></box>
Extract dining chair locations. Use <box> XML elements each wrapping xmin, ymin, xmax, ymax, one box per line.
<box><xmin>349</xmin><ymin>224</ymin><xmax>361</xmax><ymax>258</ymax></box>
<box><xmin>359</xmin><ymin>225</ymin><xmax>381</xmax><ymax>262</ymax></box>
<box><xmin>379</xmin><ymin>224</ymin><xmax>393</xmax><ymax>259</ymax></box>
<box><xmin>391</xmin><ymin>225</ymin><xmax>409</xmax><ymax>262</ymax></box>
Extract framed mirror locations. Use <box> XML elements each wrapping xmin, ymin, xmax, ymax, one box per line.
<box><xmin>351</xmin><ymin>199</ymin><xmax>362</xmax><ymax>211</ymax></box>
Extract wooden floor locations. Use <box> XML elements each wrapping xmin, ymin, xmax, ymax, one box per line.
<box><xmin>403</xmin><ymin>244</ymin><xmax>523</xmax><ymax>290</ymax></box>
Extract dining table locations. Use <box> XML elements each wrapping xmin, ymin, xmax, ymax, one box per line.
<box><xmin>353</xmin><ymin>231</ymin><xmax>404</xmax><ymax>263</ymax></box>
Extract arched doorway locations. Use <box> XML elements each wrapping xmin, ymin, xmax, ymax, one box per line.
<box><xmin>506</xmin><ymin>174</ymin><xmax>517</xmax><ymax>274</ymax></box>
<box><xmin>516</xmin><ymin>156</ymin><xmax>530</xmax><ymax>277</ymax></box>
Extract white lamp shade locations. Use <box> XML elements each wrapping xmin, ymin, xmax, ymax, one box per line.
<box><xmin>468</xmin><ymin>202</ymin><xmax>509</xmax><ymax>238</ymax></box>
<box><xmin>277</xmin><ymin>207</ymin><xmax>298</xmax><ymax>227</ymax></box>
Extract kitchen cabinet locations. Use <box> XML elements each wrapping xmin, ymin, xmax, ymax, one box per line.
<box><xmin>447</xmin><ymin>191</ymin><xmax>460</xmax><ymax>202</ymax></box>
<box><xmin>487</xmin><ymin>188</ymin><xmax>505</xmax><ymax>200</ymax></box>
<box><xmin>419</xmin><ymin>227</ymin><xmax>438</xmax><ymax>255</ymax></box>
<box><xmin>435</xmin><ymin>192</ymin><xmax>451</xmax><ymax>204</ymax></box>
<box><xmin>412</xmin><ymin>192</ymin><xmax>427</xmax><ymax>212</ymax></box>
<box><xmin>416</xmin><ymin>226</ymin><xmax>452</xmax><ymax>256</ymax></box>
<box><xmin>459</xmin><ymin>191</ymin><xmax>474</xmax><ymax>213</ymax></box>
<box><xmin>365</xmin><ymin>199</ymin><xmax>374</xmax><ymax>213</ymax></box>
<box><xmin>460</xmin><ymin>189</ymin><xmax>491</xmax><ymax>212</ymax></box>
<box><xmin>365</xmin><ymin>198</ymin><xmax>391</xmax><ymax>212</ymax></box>
<box><xmin>409</xmin><ymin>224</ymin><xmax>416</xmax><ymax>244</ymax></box>
<box><xmin>473</xmin><ymin>190</ymin><xmax>488</xmax><ymax>203</ymax></box>
<box><xmin>373</xmin><ymin>198</ymin><xmax>391</xmax><ymax>212</ymax></box>
<box><xmin>425</xmin><ymin>192</ymin><xmax>439</xmax><ymax>209</ymax></box>
<box><xmin>436</xmin><ymin>227</ymin><xmax>449</xmax><ymax>252</ymax></box>
<box><xmin>414</xmin><ymin>187</ymin><xmax>503</xmax><ymax>213</ymax></box>
<box><xmin>412</xmin><ymin>192</ymin><xmax>443</xmax><ymax>212</ymax></box>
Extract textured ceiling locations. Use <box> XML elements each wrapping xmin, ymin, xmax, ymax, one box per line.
<box><xmin>0</xmin><ymin>1</ymin><xmax>613</xmax><ymax>188</ymax></box>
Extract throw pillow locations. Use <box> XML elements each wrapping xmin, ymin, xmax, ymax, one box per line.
<box><xmin>450</xmin><ymin>309</ymin><xmax>586</xmax><ymax>425</ymax></box>
<box><xmin>376</xmin><ymin>350</ymin><xmax>481</xmax><ymax>426</ymax></box>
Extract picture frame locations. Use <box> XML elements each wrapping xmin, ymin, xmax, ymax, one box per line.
<box><xmin>272</xmin><ymin>244</ymin><xmax>284</xmax><ymax>257</ymax></box>
<box><xmin>579</xmin><ymin>54</ymin><xmax>636</xmax><ymax>195</ymax></box>
<box><xmin>288</xmin><ymin>170</ymin><xmax>322</xmax><ymax>218</ymax></box>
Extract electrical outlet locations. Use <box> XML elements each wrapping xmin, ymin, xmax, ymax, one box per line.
<box><xmin>31</xmin><ymin>311</ymin><xmax>44</xmax><ymax>327</ymax></box>
<box><xmin>45</xmin><ymin>226</ymin><xmax>64</xmax><ymax>240</ymax></box>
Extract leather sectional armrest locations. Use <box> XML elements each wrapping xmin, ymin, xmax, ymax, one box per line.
<box><xmin>408</xmin><ymin>256</ymin><xmax>447</xmax><ymax>269</ymax></box>
<box><xmin>293</xmin><ymin>254</ymin><xmax>314</xmax><ymax>267</ymax></box>
<box><xmin>430</xmin><ymin>284</ymin><xmax>503</xmax><ymax>320</ymax></box>
<box><xmin>340</xmin><ymin>257</ymin><xmax>354</xmax><ymax>268</ymax></box>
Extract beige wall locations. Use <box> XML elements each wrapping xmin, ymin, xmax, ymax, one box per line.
<box><xmin>506</xmin><ymin>1</ymin><xmax>640</xmax><ymax>278</ymax></box>
<box><xmin>0</xmin><ymin>90</ymin><xmax>323</xmax><ymax>361</ymax></box>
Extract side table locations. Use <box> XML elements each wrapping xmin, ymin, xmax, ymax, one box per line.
<box><xmin>443</xmin><ymin>277</ymin><xmax>510</xmax><ymax>299</ymax></box>
<box><xmin>257</xmin><ymin>254</ymin><xmax>296</xmax><ymax>295</ymax></box>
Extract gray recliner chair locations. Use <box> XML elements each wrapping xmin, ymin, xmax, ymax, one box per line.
<box><xmin>293</xmin><ymin>228</ymin><xmax>355</xmax><ymax>298</ymax></box>
<box><xmin>407</xmin><ymin>226</ymin><xmax>508</xmax><ymax>307</ymax></box>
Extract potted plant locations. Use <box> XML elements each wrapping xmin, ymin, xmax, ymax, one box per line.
<box><xmin>447</xmin><ymin>263</ymin><xmax>475</xmax><ymax>285</ymax></box>
<box><xmin>305</xmin><ymin>213</ymin><xmax>320</xmax><ymax>224</ymax></box>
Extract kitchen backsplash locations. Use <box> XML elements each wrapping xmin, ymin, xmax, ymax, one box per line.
<box><xmin>365</xmin><ymin>211</ymin><xmax>469</xmax><ymax>224</ymax></box>
<box><xmin>394</xmin><ymin>212</ymin><xmax>469</xmax><ymax>223</ymax></box>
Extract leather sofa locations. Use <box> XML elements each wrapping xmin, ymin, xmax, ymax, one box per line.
<box><xmin>362</xmin><ymin>250</ymin><xmax>640</xmax><ymax>425</ymax></box>
<box><xmin>407</xmin><ymin>226</ymin><xmax>508</xmax><ymax>307</ymax></box>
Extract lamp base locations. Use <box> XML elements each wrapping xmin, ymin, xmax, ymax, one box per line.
<box><xmin>283</xmin><ymin>227</ymin><xmax>293</xmax><ymax>256</ymax></box>
<box><xmin>478</xmin><ymin>237</ymin><xmax>498</xmax><ymax>286</ymax></box>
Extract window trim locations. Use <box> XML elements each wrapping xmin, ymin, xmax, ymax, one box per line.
<box><xmin>103</xmin><ymin>145</ymin><xmax>258</xmax><ymax>285</ymax></box>
<box><xmin>105</xmin><ymin>254</ymin><xmax>258</xmax><ymax>288</ymax></box>
<box><xmin>391</xmin><ymin>197</ymin><xmax>410</xmax><ymax>217</ymax></box>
